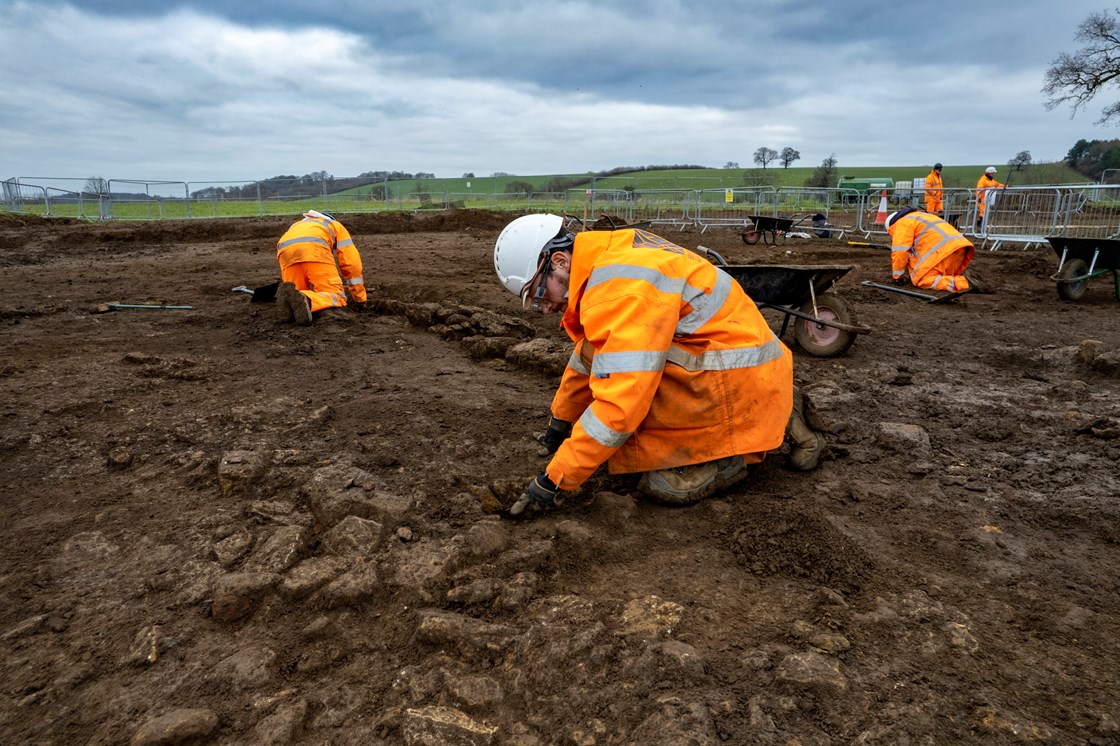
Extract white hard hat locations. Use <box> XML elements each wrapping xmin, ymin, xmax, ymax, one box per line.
<box><xmin>884</xmin><ymin>211</ymin><xmax>899</xmax><ymax>230</ymax></box>
<box><xmin>494</xmin><ymin>214</ymin><xmax>566</xmax><ymax>303</ymax></box>
<box><xmin>985</xmin><ymin>166</ymin><xmax>997</xmax><ymax>174</ymax></box>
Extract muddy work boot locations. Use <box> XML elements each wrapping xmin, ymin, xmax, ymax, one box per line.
<box><xmin>638</xmin><ymin>455</ymin><xmax>749</xmax><ymax>505</ymax></box>
<box><xmin>786</xmin><ymin>387</ymin><xmax>826</xmax><ymax>471</ymax></box>
<box><xmin>276</xmin><ymin>282</ymin><xmax>312</xmax><ymax>325</ymax></box>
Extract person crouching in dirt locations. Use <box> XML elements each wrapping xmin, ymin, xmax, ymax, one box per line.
<box><xmin>885</xmin><ymin>207</ymin><xmax>989</xmax><ymax>293</ymax></box>
<box><xmin>493</xmin><ymin>214</ymin><xmax>827</xmax><ymax>517</ymax></box>
<box><xmin>274</xmin><ymin>210</ymin><xmax>367</xmax><ymax>325</ymax></box>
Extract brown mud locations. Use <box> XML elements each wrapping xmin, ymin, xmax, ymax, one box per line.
<box><xmin>1</xmin><ymin>210</ymin><xmax>1119</xmax><ymax>744</ymax></box>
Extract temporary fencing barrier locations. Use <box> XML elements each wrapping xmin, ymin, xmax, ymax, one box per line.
<box><xmin>7</xmin><ymin>176</ymin><xmax>1119</xmax><ymax>252</ymax></box>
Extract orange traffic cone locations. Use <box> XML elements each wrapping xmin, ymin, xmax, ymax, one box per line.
<box><xmin>873</xmin><ymin>189</ymin><xmax>889</xmax><ymax>225</ymax></box>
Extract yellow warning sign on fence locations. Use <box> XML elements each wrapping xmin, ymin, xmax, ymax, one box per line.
<box><xmin>725</xmin><ymin>189</ymin><xmax>733</xmax><ymax>203</ymax></box>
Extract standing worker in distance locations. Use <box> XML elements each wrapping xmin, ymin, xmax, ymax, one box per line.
<box><xmin>493</xmin><ymin>214</ymin><xmax>826</xmax><ymax>516</ymax></box>
<box><xmin>274</xmin><ymin>210</ymin><xmax>367</xmax><ymax>325</ymax></box>
<box><xmin>974</xmin><ymin>167</ymin><xmax>1004</xmax><ymax>230</ymax></box>
<box><xmin>924</xmin><ymin>163</ymin><xmax>944</xmax><ymax>217</ymax></box>
<box><xmin>885</xmin><ymin>207</ymin><xmax>986</xmax><ymax>293</ymax></box>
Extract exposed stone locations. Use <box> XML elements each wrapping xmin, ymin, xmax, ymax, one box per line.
<box><xmin>211</xmin><ymin>572</ymin><xmax>280</xmax><ymax>622</ymax></box>
<box><xmin>775</xmin><ymin>651</ymin><xmax>848</xmax><ymax>693</ymax></box>
<box><xmin>447</xmin><ymin>578</ymin><xmax>503</xmax><ymax>606</ymax></box>
<box><xmin>319</xmin><ymin>515</ymin><xmax>383</xmax><ymax>557</ymax></box>
<box><xmin>625</xmin><ymin>640</ymin><xmax>705</xmax><ymax>682</ymax></box>
<box><xmin>945</xmin><ymin>622</ymin><xmax>980</xmax><ymax>653</ymax></box>
<box><xmin>457</xmin><ymin>519</ymin><xmax>509</xmax><ymax>564</ymax></box>
<box><xmin>588</xmin><ymin>490</ymin><xmax>639</xmax><ymax>528</ymax></box>
<box><xmin>391</xmin><ymin>536</ymin><xmax>464</xmax><ymax>603</ymax></box>
<box><xmin>626</xmin><ymin>696</ymin><xmax>716</xmax><ymax>745</ymax></box>
<box><xmin>251</xmin><ymin>698</ymin><xmax>309</xmax><ymax>745</ymax></box>
<box><xmin>401</xmin><ymin>705</ymin><xmax>497</xmax><ymax>746</ymax></box>
<box><xmin>445</xmin><ymin>673</ymin><xmax>505</xmax><ymax>710</ymax></box>
<box><xmin>318</xmin><ymin>560</ymin><xmax>380</xmax><ymax>608</ymax></box>
<box><xmin>218</xmin><ymin>450</ymin><xmax>269</xmax><ymax>494</ymax></box>
<box><xmin>809</xmin><ymin>632</ymin><xmax>851</xmax><ymax>653</ymax></box>
<box><xmin>211</xmin><ymin>528</ymin><xmax>253</xmax><ymax>567</ymax></box>
<box><xmin>130</xmin><ymin>708</ymin><xmax>219</xmax><ymax>745</ymax></box>
<box><xmin>209</xmin><ymin>645</ymin><xmax>277</xmax><ymax>690</ymax></box>
<box><xmin>875</xmin><ymin>422</ymin><xmax>931</xmax><ymax>454</ymax></box>
<box><xmin>618</xmin><ymin>596</ymin><xmax>685</xmax><ymax>640</ymax></box>
<box><xmin>279</xmin><ymin>556</ymin><xmax>352</xmax><ymax>600</ymax></box>
<box><xmin>243</xmin><ymin>525</ymin><xmax>306</xmax><ymax>573</ymax></box>
<box><xmin>106</xmin><ymin>445</ymin><xmax>134</xmax><ymax>470</ymax></box>
<box><xmin>505</xmin><ymin>338</ymin><xmax>568</xmax><ymax>377</ymax></box>
<box><xmin>303</xmin><ymin>464</ymin><xmax>413</xmax><ymax>528</ymax></box>
<box><xmin>416</xmin><ymin>609</ymin><xmax>515</xmax><ymax>662</ymax></box>
<box><xmin>122</xmin><ymin>625</ymin><xmax>162</xmax><ymax>666</ymax></box>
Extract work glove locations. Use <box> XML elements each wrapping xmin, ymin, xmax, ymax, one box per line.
<box><xmin>892</xmin><ymin>276</ymin><xmax>907</xmax><ymax>286</ymax></box>
<box><xmin>535</xmin><ymin>417</ymin><xmax>573</xmax><ymax>456</ymax></box>
<box><xmin>509</xmin><ymin>473</ymin><xmax>560</xmax><ymax>517</ymax></box>
<box><xmin>349</xmin><ymin>300</ymin><xmax>369</xmax><ymax>314</ymax></box>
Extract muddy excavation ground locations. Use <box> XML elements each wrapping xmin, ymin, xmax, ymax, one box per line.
<box><xmin>1</xmin><ymin>210</ymin><xmax>1119</xmax><ymax>745</ymax></box>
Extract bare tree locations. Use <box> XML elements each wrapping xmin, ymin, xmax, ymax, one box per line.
<box><xmin>779</xmin><ymin>147</ymin><xmax>801</xmax><ymax>168</ymax></box>
<box><xmin>753</xmin><ymin>147</ymin><xmax>778</xmax><ymax>169</ymax></box>
<box><xmin>84</xmin><ymin>176</ymin><xmax>108</xmax><ymax>195</ymax></box>
<box><xmin>724</xmin><ymin>161</ymin><xmax>740</xmax><ymax>169</ymax></box>
<box><xmin>1043</xmin><ymin>9</ymin><xmax>1120</xmax><ymax>122</ymax></box>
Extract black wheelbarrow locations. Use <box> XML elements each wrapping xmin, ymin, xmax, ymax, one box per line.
<box><xmin>697</xmin><ymin>247</ymin><xmax>868</xmax><ymax>357</ymax></box>
<box><xmin>1046</xmin><ymin>236</ymin><xmax>1120</xmax><ymax>301</ymax></box>
<box><xmin>740</xmin><ymin>214</ymin><xmax>818</xmax><ymax>246</ymax></box>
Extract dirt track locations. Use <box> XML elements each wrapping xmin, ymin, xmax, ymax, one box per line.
<box><xmin>1</xmin><ymin>210</ymin><xmax>1119</xmax><ymax>745</ymax></box>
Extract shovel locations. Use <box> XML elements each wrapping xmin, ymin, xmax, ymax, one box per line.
<box><xmin>861</xmin><ymin>280</ymin><xmax>970</xmax><ymax>304</ymax></box>
<box><xmin>847</xmin><ymin>241</ymin><xmax>890</xmax><ymax>250</ymax></box>
<box><xmin>231</xmin><ymin>281</ymin><xmax>280</xmax><ymax>303</ymax></box>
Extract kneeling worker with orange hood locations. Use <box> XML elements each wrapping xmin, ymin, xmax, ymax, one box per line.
<box><xmin>493</xmin><ymin>215</ymin><xmax>827</xmax><ymax>516</ymax></box>
<box><xmin>885</xmin><ymin>207</ymin><xmax>984</xmax><ymax>293</ymax></box>
<box><xmin>274</xmin><ymin>210</ymin><xmax>367</xmax><ymax>325</ymax></box>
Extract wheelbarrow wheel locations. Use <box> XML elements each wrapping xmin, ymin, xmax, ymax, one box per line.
<box><xmin>742</xmin><ymin>230</ymin><xmax>761</xmax><ymax>245</ymax></box>
<box><xmin>1056</xmin><ymin>258</ymin><xmax>1089</xmax><ymax>301</ymax></box>
<box><xmin>794</xmin><ymin>292</ymin><xmax>857</xmax><ymax>358</ymax></box>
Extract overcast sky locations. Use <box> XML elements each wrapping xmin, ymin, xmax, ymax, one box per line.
<box><xmin>0</xmin><ymin>0</ymin><xmax>1114</xmax><ymax>184</ymax></box>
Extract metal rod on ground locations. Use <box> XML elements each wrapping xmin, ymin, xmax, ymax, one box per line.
<box><xmin>105</xmin><ymin>303</ymin><xmax>194</xmax><ymax>311</ymax></box>
<box><xmin>846</xmin><ymin>241</ymin><xmax>890</xmax><ymax>250</ymax></box>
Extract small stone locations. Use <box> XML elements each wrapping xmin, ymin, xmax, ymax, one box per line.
<box><xmin>106</xmin><ymin>446</ymin><xmax>134</xmax><ymax>470</ymax></box>
<box><xmin>397</xmin><ymin>526</ymin><xmax>414</xmax><ymax>542</ymax></box>
<box><xmin>401</xmin><ymin>705</ymin><xmax>497</xmax><ymax>746</ymax></box>
<box><xmin>130</xmin><ymin>708</ymin><xmax>219</xmax><ymax>745</ymax></box>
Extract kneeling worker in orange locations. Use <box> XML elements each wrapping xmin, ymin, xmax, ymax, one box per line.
<box><xmin>885</xmin><ymin>208</ymin><xmax>983</xmax><ymax>293</ymax></box>
<box><xmin>493</xmin><ymin>215</ymin><xmax>826</xmax><ymax>516</ymax></box>
<box><xmin>275</xmin><ymin>210</ymin><xmax>367</xmax><ymax>325</ymax></box>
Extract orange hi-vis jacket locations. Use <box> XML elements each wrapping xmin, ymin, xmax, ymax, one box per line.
<box><xmin>276</xmin><ymin>214</ymin><xmax>367</xmax><ymax>304</ymax></box>
<box><xmin>924</xmin><ymin>170</ymin><xmax>944</xmax><ymax>214</ymax></box>
<box><xmin>974</xmin><ymin>174</ymin><xmax>1004</xmax><ymax>218</ymax></box>
<box><xmin>889</xmin><ymin>211</ymin><xmax>975</xmax><ymax>292</ymax></box>
<box><xmin>545</xmin><ymin>228</ymin><xmax>794</xmax><ymax>491</ymax></box>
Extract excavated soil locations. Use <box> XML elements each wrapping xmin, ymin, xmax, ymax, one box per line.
<box><xmin>1</xmin><ymin>210</ymin><xmax>1119</xmax><ymax>745</ymax></box>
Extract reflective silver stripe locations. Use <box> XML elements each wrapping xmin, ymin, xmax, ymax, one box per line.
<box><xmin>591</xmin><ymin>350</ymin><xmax>667</xmax><ymax>378</ymax></box>
<box><xmin>665</xmin><ymin>336</ymin><xmax>784</xmax><ymax>372</ymax></box>
<box><xmin>347</xmin><ymin>277</ymin><xmax>363</xmax><ymax>285</ymax></box>
<box><xmin>337</xmin><ymin>238</ymin><xmax>354</xmax><ymax>249</ymax></box>
<box><xmin>587</xmin><ymin>264</ymin><xmax>686</xmax><ymax>296</ymax></box>
<box><xmin>579</xmin><ymin>408</ymin><xmax>632</xmax><ymax>448</ymax></box>
<box><xmin>278</xmin><ymin>236</ymin><xmax>330</xmax><ymax>251</ymax></box>
<box><xmin>892</xmin><ymin>270</ymin><xmax>904</xmax><ymax>277</ymax></box>
<box><xmin>678</xmin><ymin>270</ymin><xmax>732</xmax><ymax>335</ymax></box>
<box><xmin>891</xmin><ymin>246</ymin><xmax>909</xmax><ymax>254</ymax></box>
<box><xmin>930</xmin><ymin>275</ymin><xmax>943</xmax><ymax>289</ymax></box>
<box><xmin>946</xmin><ymin>277</ymin><xmax>956</xmax><ymax>291</ymax></box>
<box><xmin>566</xmin><ymin>350</ymin><xmax>590</xmax><ymax>375</ymax></box>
